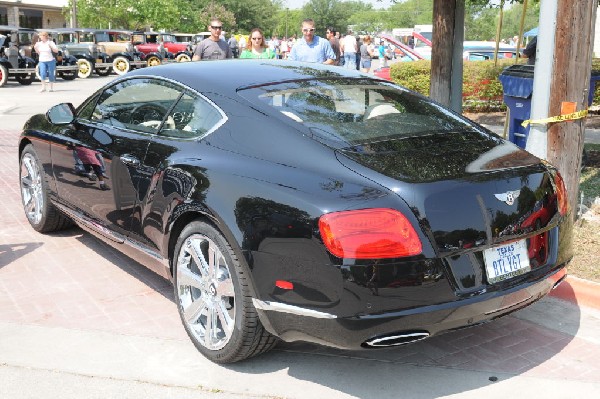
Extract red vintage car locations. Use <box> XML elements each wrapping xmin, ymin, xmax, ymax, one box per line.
<box><xmin>142</xmin><ymin>32</ymin><xmax>192</xmax><ymax>63</ymax></box>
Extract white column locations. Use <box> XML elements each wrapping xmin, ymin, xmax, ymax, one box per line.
<box><xmin>525</xmin><ymin>0</ymin><xmax>558</xmax><ymax>159</ymax></box>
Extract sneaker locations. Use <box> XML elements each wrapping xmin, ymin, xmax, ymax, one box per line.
<box><xmin>99</xmin><ymin>184</ymin><xmax>110</xmax><ymax>191</ymax></box>
<box><xmin>40</xmin><ymin>88</ymin><xmax>46</xmax><ymax>93</ymax></box>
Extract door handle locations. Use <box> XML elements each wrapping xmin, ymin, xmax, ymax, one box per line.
<box><xmin>120</xmin><ymin>154</ymin><xmax>140</xmax><ymax>166</ymax></box>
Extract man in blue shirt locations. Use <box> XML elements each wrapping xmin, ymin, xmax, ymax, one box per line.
<box><xmin>289</xmin><ymin>19</ymin><xmax>336</xmax><ymax>64</ymax></box>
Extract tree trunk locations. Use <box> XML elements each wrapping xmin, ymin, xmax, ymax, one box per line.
<box><xmin>430</xmin><ymin>0</ymin><xmax>457</xmax><ymax>107</ymax></box>
<box><xmin>547</xmin><ymin>0</ymin><xmax>598</xmax><ymax>218</ymax></box>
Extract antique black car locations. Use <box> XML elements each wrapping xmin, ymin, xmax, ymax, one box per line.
<box><xmin>18</xmin><ymin>60</ymin><xmax>571</xmax><ymax>363</ymax></box>
<box><xmin>49</xmin><ymin>28</ymin><xmax>145</xmax><ymax>78</ymax></box>
<box><xmin>0</xmin><ymin>25</ymin><xmax>78</xmax><ymax>87</ymax></box>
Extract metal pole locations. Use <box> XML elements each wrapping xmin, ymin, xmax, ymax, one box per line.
<box><xmin>516</xmin><ymin>0</ymin><xmax>529</xmax><ymax>63</ymax></box>
<box><xmin>450</xmin><ymin>1</ymin><xmax>465</xmax><ymax>113</ymax></box>
<box><xmin>525</xmin><ymin>0</ymin><xmax>558</xmax><ymax>159</ymax></box>
<box><xmin>494</xmin><ymin>0</ymin><xmax>505</xmax><ymax>66</ymax></box>
<box><xmin>285</xmin><ymin>8</ymin><xmax>288</xmax><ymax>38</ymax></box>
<box><xmin>71</xmin><ymin>0</ymin><xmax>77</xmax><ymax>28</ymax></box>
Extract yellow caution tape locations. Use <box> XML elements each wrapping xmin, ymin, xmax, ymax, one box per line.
<box><xmin>521</xmin><ymin>109</ymin><xmax>588</xmax><ymax>128</ymax></box>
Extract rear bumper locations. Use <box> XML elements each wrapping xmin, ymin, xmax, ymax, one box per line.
<box><xmin>254</xmin><ymin>266</ymin><xmax>567</xmax><ymax>349</ymax></box>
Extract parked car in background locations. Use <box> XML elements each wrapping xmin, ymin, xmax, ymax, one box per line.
<box><xmin>19</xmin><ymin>60</ymin><xmax>571</xmax><ymax>364</ymax></box>
<box><xmin>1</xmin><ymin>25</ymin><xmax>78</xmax><ymax>87</ymax></box>
<box><xmin>373</xmin><ymin>34</ymin><xmax>424</xmax><ymax>81</ymax></box>
<box><xmin>97</xmin><ymin>29</ymin><xmax>147</xmax><ymax>74</ymax></box>
<box><xmin>173</xmin><ymin>33</ymin><xmax>194</xmax><ymax>44</ymax></box>
<box><xmin>0</xmin><ymin>25</ymin><xmax>36</xmax><ymax>86</ymax></box>
<box><xmin>50</xmin><ymin>28</ymin><xmax>114</xmax><ymax>78</ymax></box>
<box><xmin>51</xmin><ymin>28</ymin><xmax>145</xmax><ymax>77</ymax></box>
<box><xmin>132</xmin><ymin>31</ymin><xmax>172</xmax><ymax>66</ymax></box>
<box><xmin>104</xmin><ymin>29</ymin><xmax>147</xmax><ymax>73</ymax></box>
<box><xmin>463</xmin><ymin>41</ymin><xmax>517</xmax><ymax>61</ymax></box>
<box><xmin>143</xmin><ymin>31</ymin><xmax>193</xmax><ymax>62</ymax></box>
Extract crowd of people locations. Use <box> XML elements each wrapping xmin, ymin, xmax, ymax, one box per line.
<box><xmin>193</xmin><ymin>17</ymin><xmax>391</xmax><ymax>74</ymax></box>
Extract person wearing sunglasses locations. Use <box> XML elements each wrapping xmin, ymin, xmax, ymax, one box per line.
<box><xmin>288</xmin><ymin>19</ymin><xmax>336</xmax><ymax>65</ymax></box>
<box><xmin>240</xmin><ymin>28</ymin><xmax>276</xmax><ymax>59</ymax></box>
<box><xmin>192</xmin><ymin>18</ymin><xmax>233</xmax><ymax>61</ymax></box>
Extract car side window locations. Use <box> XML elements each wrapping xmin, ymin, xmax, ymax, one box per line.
<box><xmin>88</xmin><ymin>78</ymin><xmax>181</xmax><ymax>134</ymax></box>
<box><xmin>159</xmin><ymin>93</ymin><xmax>224</xmax><ymax>139</ymax></box>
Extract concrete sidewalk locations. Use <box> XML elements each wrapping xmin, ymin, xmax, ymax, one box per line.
<box><xmin>2</xmin><ymin>75</ymin><xmax>600</xmax><ymax>398</ymax></box>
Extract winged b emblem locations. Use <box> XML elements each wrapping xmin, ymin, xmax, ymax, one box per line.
<box><xmin>494</xmin><ymin>190</ymin><xmax>521</xmax><ymax>206</ymax></box>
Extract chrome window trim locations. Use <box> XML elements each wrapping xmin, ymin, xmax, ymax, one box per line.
<box><xmin>252</xmin><ymin>299</ymin><xmax>337</xmax><ymax>319</ymax></box>
<box><xmin>75</xmin><ymin>75</ymin><xmax>228</xmax><ymax>141</ymax></box>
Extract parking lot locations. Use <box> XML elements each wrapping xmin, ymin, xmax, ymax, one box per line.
<box><xmin>1</xmin><ymin>73</ymin><xmax>600</xmax><ymax>398</ymax></box>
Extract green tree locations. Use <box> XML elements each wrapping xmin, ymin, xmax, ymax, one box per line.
<box><xmin>176</xmin><ymin>0</ymin><xmax>236</xmax><ymax>33</ymax></box>
<box><xmin>464</xmin><ymin>0</ymin><xmax>540</xmax><ymax>41</ymax></box>
<box><xmin>301</xmin><ymin>0</ymin><xmax>355</xmax><ymax>37</ymax></box>
<box><xmin>272</xmin><ymin>8</ymin><xmax>304</xmax><ymax>38</ymax></box>
<box><xmin>69</xmin><ymin>0</ymin><xmax>180</xmax><ymax>30</ymax></box>
<box><xmin>220</xmin><ymin>0</ymin><xmax>280</xmax><ymax>34</ymax></box>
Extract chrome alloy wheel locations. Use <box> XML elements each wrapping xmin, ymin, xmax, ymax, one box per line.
<box><xmin>176</xmin><ymin>233</ymin><xmax>236</xmax><ymax>351</ymax></box>
<box><xmin>20</xmin><ymin>153</ymin><xmax>44</xmax><ymax>225</ymax></box>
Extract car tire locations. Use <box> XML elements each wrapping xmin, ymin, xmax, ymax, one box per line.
<box><xmin>95</xmin><ymin>66</ymin><xmax>111</xmax><ymax>76</ymax></box>
<box><xmin>146</xmin><ymin>55</ymin><xmax>161</xmax><ymax>67</ymax></box>
<box><xmin>176</xmin><ymin>53</ymin><xmax>191</xmax><ymax>63</ymax></box>
<box><xmin>20</xmin><ymin>144</ymin><xmax>72</xmax><ymax>233</ymax></box>
<box><xmin>173</xmin><ymin>220</ymin><xmax>277</xmax><ymax>363</ymax></box>
<box><xmin>16</xmin><ymin>73</ymin><xmax>33</xmax><ymax>85</ymax></box>
<box><xmin>0</xmin><ymin>64</ymin><xmax>8</xmax><ymax>87</ymax></box>
<box><xmin>77</xmin><ymin>59</ymin><xmax>93</xmax><ymax>79</ymax></box>
<box><xmin>112</xmin><ymin>56</ymin><xmax>130</xmax><ymax>75</ymax></box>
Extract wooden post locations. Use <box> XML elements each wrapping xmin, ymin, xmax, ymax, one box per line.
<box><xmin>430</xmin><ymin>0</ymin><xmax>457</xmax><ymax>108</ymax></box>
<box><xmin>547</xmin><ymin>0</ymin><xmax>598</xmax><ymax>219</ymax></box>
<box><xmin>493</xmin><ymin>0</ymin><xmax>505</xmax><ymax>66</ymax></box>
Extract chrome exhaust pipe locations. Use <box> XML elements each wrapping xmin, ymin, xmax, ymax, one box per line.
<box><xmin>362</xmin><ymin>331</ymin><xmax>430</xmax><ymax>347</ymax></box>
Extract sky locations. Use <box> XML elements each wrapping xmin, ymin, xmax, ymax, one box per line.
<box><xmin>285</xmin><ymin>0</ymin><xmax>394</xmax><ymax>10</ymax></box>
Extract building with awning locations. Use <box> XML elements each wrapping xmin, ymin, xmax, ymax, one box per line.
<box><xmin>0</xmin><ymin>0</ymin><xmax>69</xmax><ymax>29</ymax></box>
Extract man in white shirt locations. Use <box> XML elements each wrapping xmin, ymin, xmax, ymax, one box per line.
<box><xmin>341</xmin><ymin>29</ymin><xmax>357</xmax><ymax>69</ymax></box>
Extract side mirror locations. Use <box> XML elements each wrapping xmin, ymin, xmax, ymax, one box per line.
<box><xmin>46</xmin><ymin>103</ymin><xmax>75</xmax><ymax>125</ymax></box>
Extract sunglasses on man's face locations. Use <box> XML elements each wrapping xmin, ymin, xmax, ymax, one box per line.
<box><xmin>211</xmin><ymin>26</ymin><xmax>223</xmax><ymax>30</ymax></box>
<box><xmin>303</xmin><ymin>28</ymin><xmax>315</xmax><ymax>33</ymax></box>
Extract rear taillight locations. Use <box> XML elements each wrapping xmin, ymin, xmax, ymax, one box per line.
<box><xmin>554</xmin><ymin>171</ymin><xmax>568</xmax><ymax>215</ymax></box>
<box><xmin>318</xmin><ymin>208</ymin><xmax>422</xmax><ymax>259</ymax></box>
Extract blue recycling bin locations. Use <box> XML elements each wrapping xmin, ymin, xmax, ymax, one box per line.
<box><xmin>588</xmin><ymin>70</ymin><xmax>600</xmax><ymax>106</ymax></box>
<box><xmin>499</xmin><ymin>65</ymin><xmax>600</xmax><ymax>149</ymax></box>
<box><xmin>499</xmin><ymin>65</ymin><xmax>535</xmax><ymax>149</ymax></box>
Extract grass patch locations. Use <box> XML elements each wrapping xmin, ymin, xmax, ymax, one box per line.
<box><xmin>570</xmin><ymin>146</ymin><xmax>600</xmax><ymax>282</ymax></box>
<box><xmin>579</xmin><ymin>167</ymin><xmax>600</xmax><ymax>201</ymax></box>
<box><xmin>569</xmin><ymin>208</ymin><xmax>600</xmax><ymax>283</ymax></box>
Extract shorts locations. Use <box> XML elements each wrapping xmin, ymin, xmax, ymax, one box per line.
<box><xmin>360</xmin><ymin>59</ymin><xmax>372</xmax><ymax>69</ymax></box>
<box><xmin>38</xmin><ymin>59</ymin><xmax>57</xmax><ymax>82</ymax></box>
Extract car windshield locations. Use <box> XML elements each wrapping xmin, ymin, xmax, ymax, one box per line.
<box><xmin>18</xmin><ymin>31</ymin><xmax>33</xmax><ymax>45</ymax></box>
<box><xmin>79</xmin><ymin>32</ymin><xmax>94</xmax><ymax>42</ymax></box>
<box><xmin>162</xmin><ymin>34</ymin><xmax>176</xmax><ymax>42</ymax></box>
<box><xmin>239</xmin><ymin>78</ymin><xmax>478</xmax><ymax>147</ymax></box>
<box><xmin>57</xmin><ymin>33</ymin><xmax>77</xmax><ymax>44</ymax></box>
<box><xmin>95</xmin><ymin>32</ymin><xmax>110</xmax><ymax>42</ymax></box>
<box><xmin>111</xmin><ymin>32</ymin><xmax>131</xmax><ymax>42</ymax></box>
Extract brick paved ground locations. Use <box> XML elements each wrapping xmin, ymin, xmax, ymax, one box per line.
<box><xmin>1</xmin><ymin>125</ymin><xmax>600</xmax><ymax>386</ymax></box>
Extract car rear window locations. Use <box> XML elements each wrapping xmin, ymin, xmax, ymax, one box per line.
<box><xmin>238</xmin><ymin>78</ymin><xmax>478</xmax><ymax>146</ymax></box>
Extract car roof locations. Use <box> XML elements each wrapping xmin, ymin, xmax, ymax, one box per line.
<box><xmin>0</xmin><ymin>25</ymin><xmax>34</xmax><ymax>33</ymax></box>
<box><xmin>125</xmin><ymin>59</ymin><xmax>376</xmax><ymax>95</ymax></box>
<box><xmin>50</xmin><ymin>28</ymin><xmax>106</xmax><ymax>34</ymax></box>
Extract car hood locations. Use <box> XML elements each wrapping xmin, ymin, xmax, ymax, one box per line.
<box><xmin>335</xmin><ymin>132</ymin><xmax>561</xmax><ymax>251</ymax></box>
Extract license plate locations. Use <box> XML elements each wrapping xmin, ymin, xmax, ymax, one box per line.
<box><xmin>483</xmin><ymin>240</ymin><xmax>530</xmax><ymax>284</ymax></box>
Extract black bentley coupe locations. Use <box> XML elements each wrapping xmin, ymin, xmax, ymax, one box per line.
<box><xmin>18</xmin><ymin>60</ymin><xmax>571</xmax><ymax>363</ymax></box>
